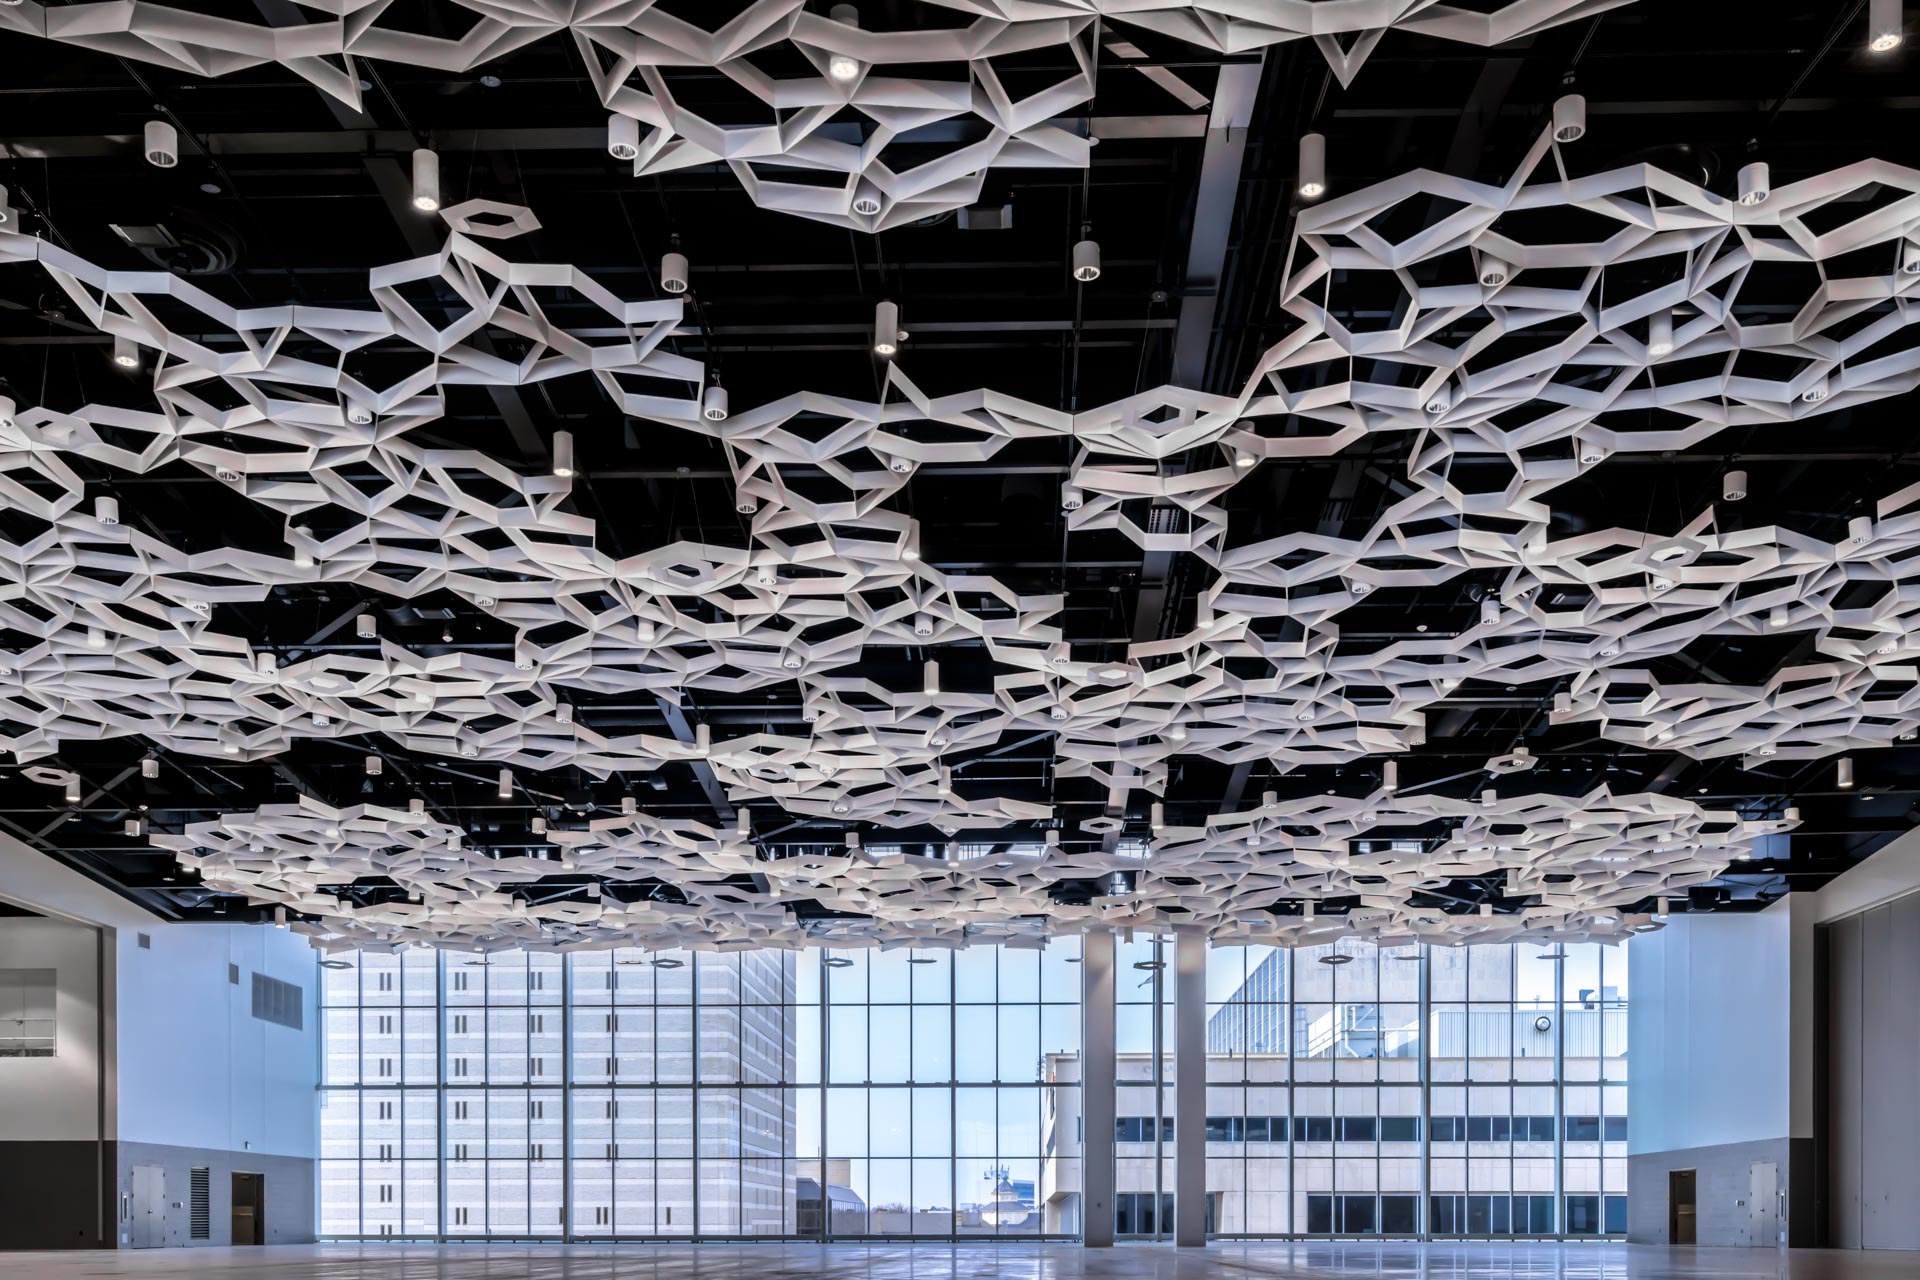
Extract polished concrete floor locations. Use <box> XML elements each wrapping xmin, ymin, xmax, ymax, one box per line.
<box><xmin>0</xmin><ymin>1243</ymin><xmax>1914</xmax><ymax>1280</ymax></box>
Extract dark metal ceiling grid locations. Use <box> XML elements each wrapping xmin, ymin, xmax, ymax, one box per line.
<box><xmin>0</xmin><ymin>2</ymin><xmax>1917</xmax><ymax>942</ymax></box>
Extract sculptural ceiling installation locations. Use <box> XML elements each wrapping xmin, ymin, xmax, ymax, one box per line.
<box><xmin>0</xmin><ymin>0</ymin><xmax>1912</xmax><ymax>953</ymax></box>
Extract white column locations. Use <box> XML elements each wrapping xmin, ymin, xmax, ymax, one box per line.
<box><xmin>1173</xmin><ymin>930</ymin><xmax>1207</xmax><ymax>1245</ymax></box>
<box><xmin>1081</xmin><ymin>929</ymin><xmax>1116</xmax><ymax>1247</ymax></box>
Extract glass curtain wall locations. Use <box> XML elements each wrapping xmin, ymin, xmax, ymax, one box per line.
<box><xmin>320</xmin><ymin>940</ymin><xmax>1082</xmax><ymax>1240</ymax></box>
<box><xmin>320</xmin><ymin>934</ymin><xmax>1622</xmax><ymax>1241</ymax></box>
<box><xmin>1195</xmin><ymin>939</ymin><xmax>1628</xmax><ymax>1238</ymax></box>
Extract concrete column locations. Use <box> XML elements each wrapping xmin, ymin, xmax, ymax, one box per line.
<box><xmin>1173</xmin><ymin>930</ymin><xmax>1207</xmax><ymax>1246</ymax></box>
<box><xmin>1081</xmin><ymin>929</ymin><xmax>1116</xmax><ymax>1247</ymax></box>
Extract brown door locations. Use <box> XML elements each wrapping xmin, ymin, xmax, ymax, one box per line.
<box><xmin>1669</xmin><ymin>1169</ymin><xmax>1697</xmax><ymax>1244</ymax></box>
<box><xmin>230</xmin><ymin>1172</ymin><xmax>265</xmax><ymax>1245</ymax></box>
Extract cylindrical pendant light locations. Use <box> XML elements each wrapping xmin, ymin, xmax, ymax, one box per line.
<box><xmin>1552</xmin><ymin>94</ymin><xmax>1586</xmax><ymax>144</ymax></box>
<box><xmin>498</xmin><ymin>768</ymin><xmax>513</xmax><ymax>800</ymax></box>
<box><xmin>1071</xmin><ymin>235</ymin><xmax>1101</xmax><ymax>283</ymax></box>
<box><xmin>829</xmin><ymin>3</ymin><xmax>862</xmax><ymax>80</ymax></box>
<box><xmin>1722</xmin><ymin>470</ymin><xmax>1747</xmax><ymax>502</ymax></box>
<box><xmin>923</xmin><ymin>661</ymin><xmax>940</xmax><ymax>696</ymax></box>
<box><xmin>95</xmin><ymin>496</ymin><xmax>120</xmax><ymax>525</ymax></box>
<box><xmin>1382</xmin><ymin>760</ymin><xmax>1398</xmax><ymax>792</ymax></box>
<box><xmin>1837</xmin><ymin>756</ymin><xmax>1855</xmax><ymax>788</ymax></box>
<box><xmin>113</xmin><ymin>334</ymin><xmax>139</xmax><ymax>368</ymax></box>
<box><xmin>1297</xmin><ymin>132</ymin><xmax>1326</xmax><ymax>198</ymax></box>
<box><xmin>552</xmin><ymin>429</ymin><xmax>575</xmax><ymax>478</ymax></box>
<box><xmin>412</xmin><ymin>148</ymin><xmax>441</xmax><ymax>212</ymax></box>
<box><xmin>1647</xmin><ymin>307</ymin><xmax>1674</xmax><ymax>357</ymax></box>
<box><xmin>144</xmin><ymin>120</ymin><xmax>179</xmax><ymax>168</ymax></box>
<box><xmin>702</xmin><ymin>382</ymin><xmax>729</xmax><ymax>421</ymax></box>
<box><xmin>660</xmin><ymin>250</ymin><xmax>689</xmax><ymax>294</ymax></box>
<box><xmin>1869</xmin><ymin>0</ymin><xmax>1904</xmax><ymax>51</ymax></box>
<box><xmin>873</xmin><ymin>300</ymin><xmax>901</xmax><ymax>357</ymax></box>
<box><xmin>607</xmin><ymin>113</ymin><xmax>640</xmax><ymax>161</ymax></box>
<box><xmin>1737</xmin><ymin>161</ymin><xmax>1770</xmax><ymax>207</ymax></box>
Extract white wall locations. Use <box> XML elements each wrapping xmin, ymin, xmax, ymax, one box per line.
<box><xmin>1627</xmin><ymin>902</ymin><xmax>1800</xmax><ymax>1155</ymax></box>
<box><xmin>0</xmin><ymin>917</ymin><xmax>103</xmax><ymax>1142</ymax></box>
<box><xmin>116</xmin><ymin>922</ymin><xmax>318</xmax><ymax>1160</ymax></box>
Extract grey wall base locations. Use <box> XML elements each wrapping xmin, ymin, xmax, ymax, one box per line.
<box><xmin>1628</xmin><ymin>1137</ymin><xmax>1812</xmax><ymax>1247</ymax></box>
<box><xmin>114</xmin><ymin>1141</ymin><xmax>314</xmax><ymax>1249</ymax></box>
<box><xmin>0</xmin><ymin>1140</ymin><xmax>116</xmax><ymax>1249</ymax></box>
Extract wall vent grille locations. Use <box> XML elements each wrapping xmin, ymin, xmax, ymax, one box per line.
<box><xmin>189</xmin><ymin>1167</ymin><xmax>209</xmax><ymax>1239</ymax></box>
<box><xmin>250</xmin><ymin>972</ymin><xmax>303</xmax><ymax>1030</ymax></box>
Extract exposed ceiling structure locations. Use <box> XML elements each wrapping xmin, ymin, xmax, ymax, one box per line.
<box><xmin>0</xmin><ymin>0</ymin><xmax>1915</xmax><ymax>950</ymax></box>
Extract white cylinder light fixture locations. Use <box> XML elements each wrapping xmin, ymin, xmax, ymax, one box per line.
<box><xmin>365</xmin><ymin>755</ymin><xmax>383</xmax><ymax>776</ymax></box>
<box><xmin>1071</xmin><ymin>235</ymin><xmax>1101</xmax><ymax>283</ymax></box>
<box><xmin>95</xmin><ymin>496</ymin><xmax>120</xmax><ymax>525</ymax></box>
<box><xmin>1647</xmin><ymin>307</ymin><xmax>1674</xmax><ymax>357</ymax></box>
<box><xmin>1870</xmin><ymin>0</ymin><xmax>1904</xmax><ymax>51</ymax></box>
<box><xmin>1478</xmin><ymin>254</ymin><xmax>1510</xmax><ymax>287</ymax></box>
<box><xmin>1297</xmin><ymin>132</ymin><xmax>1326</xmax><ymax>198</ymax></box>
<box><xmin>498</xmin><ymin>768</ymin><xmax>513</xmax><ymax>800</ymax></box>
<box><xmin>1737</xmin><ymin>161</ymin><xmax>1770</xmax><ymax>207</ymax></box>
<box><xmin>1552</xmin><ymin>93</ymin><xmax>1586</xmax><ymax>144</ymax></box>
<box><xmin>1837</xmin><ymin>755</ymin><xmax>1855</xmax><ymax>788</ymax></box>
<box><xmin>113</xmin><ymin>334</ymin><xmax>139</xmax><ymax>368</ymax></box>
<box><xmin>607</xmin><ymin>112</ymin><xmax>640</xmax><ymax>161</ymax></box>
<box><xmin>702</xmin><ymin>382</ymin><xmax>729</xmax><ymax>421</ymax></box>
<box><xmin>412</xmin><ymin>147</ymin><xmax>441</xmax><ymax>212</ymax></box>
<box><xmin>829</xmin><ymin>3</ymin><xmax>862</xmax><ymax>80</ymax></box>
<box><xmin>873</xmin><ymin>300</ymin><xmax>901</xmax><ymax>357</ymax></box>
<box><xmin>1722</xmin><ymin>470</ymin><xmax>1747</xmax><ymax>502</ymax></box>
<box><xmin>552</xmin><ymin>429</ymin><xmax>575</xmax><ymax>478</ymax></box>
<box><xmin>144</xmin><ymin>120</ymin><xmax>179</xmax><ymax>168</ymax></box>
<box><xmin>660</xmin><ymin>251</ymin><xmax>689</xmax><ymax>295</ymax></box>
<box><xmin>141</xmin><ymin>757</ymin><xmax>160</xmax><ymax>779</ymax></box>
<box><xmin>1383</xmin><ymin>759</ymin><xmax>1398</xmax><ymax>792</ymax></box>
<box><xmin>923</xmin><ymin>660</ymin><xmax>940</xmax><ymax>696</ymax></box>
<box><xmin>64</xmin><ymin>772</ymin><xmax>82</xmax><ymax>804</ymax></box>
<box><xmin>0</xmin><ymin>184</ymin><xmax>11</xmax><ymax>227</ymax></box>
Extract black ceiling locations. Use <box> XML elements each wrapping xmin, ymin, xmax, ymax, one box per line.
<box><xmin>1</xmin><ymin>0</ymin><xmax>1916</xmax><ymax>925</ymax></box>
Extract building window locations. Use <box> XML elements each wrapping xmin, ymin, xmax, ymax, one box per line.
<box><xmin>0</xmin><ymin>970</ymin><xmax>56</xmax><ymax>1057</ymax></box>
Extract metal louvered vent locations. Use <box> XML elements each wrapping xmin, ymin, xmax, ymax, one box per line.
<box><xmin>250</xmin><ymin>973</ymin><xmax>304</xmax><ymax>1030</ymax></box>
<box><xmin>189</xmin><ymin>1167</ymin><xmax>209</xmax><ymax>1239</ymax></box>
